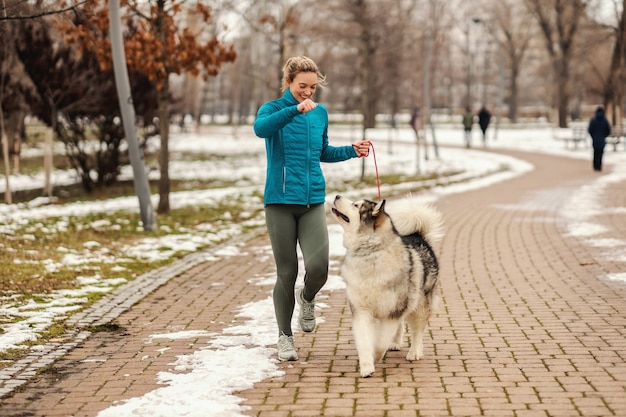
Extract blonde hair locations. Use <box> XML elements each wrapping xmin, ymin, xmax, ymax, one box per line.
<box><xmin>281</xmin><ymin>56</ymin><xmax>327</xmax><ymax>92</ymax></box>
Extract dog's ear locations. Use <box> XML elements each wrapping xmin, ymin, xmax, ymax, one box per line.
<box><xmin>373</xmin><ymin>200</ymin><xmax>387</xmax><ymax>230</ymax></box>
<box><xmin>372</xmin><ymin>199</ymin><xmax>385</xmax><ymax>216</ymax></box>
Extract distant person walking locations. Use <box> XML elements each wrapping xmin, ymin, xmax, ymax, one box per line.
<box><xmin>410</xmin><ymin>106</ymin><xmax>428</xmax><ymax>159</ymax></box>
<box><xmin>477</xmin><ymin>106</ymin><xmax>491</xmax><ymax>146</ymax></box>
<box><xmin>587</xmin><ymin>106</ymin><xmax>611</xmax><ymax>172</ymax></box>
<box><xmin>409</xmin><ymin>106</ymin><xmax>421</xmax><ymax>132</ymax></box>
<box><xmin>462</xmin><ymin>107</ymin><xmax>474</xmax><ymax>148</ymax></box>
<box><xmin>253</xmin><ymin>56</ymin><xmax>371</xmax><ymax>362</ymax></box>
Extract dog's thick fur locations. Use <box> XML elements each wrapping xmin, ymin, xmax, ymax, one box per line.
<box><xmin>331</xmin><ymin>195</ymin><xmax>443</xmax><ymax>377</ymax></box>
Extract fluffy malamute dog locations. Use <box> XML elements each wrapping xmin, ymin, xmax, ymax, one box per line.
<box><xmin>331</xmin><ymin>195</ymin><xmax>443</xmax><ymax>377</ymax></box>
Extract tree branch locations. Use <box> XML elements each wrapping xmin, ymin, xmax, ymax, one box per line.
<box><xmin>0</xmin><ymin>0</ymin><xmax>91</xmax><ymax>21</ymax></box>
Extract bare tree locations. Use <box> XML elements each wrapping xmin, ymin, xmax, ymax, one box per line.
<box><xmin>59</xmin><ymin>0</ymin><xmax>237</xmax><ymax>213</ymax></box>
<box><xmin>350</xmin><ymin>0</ymin><xmax>381</xmax><ymax>130</ymax></box>
<box><xmin>224</xmin><ymin>0</ymin><xmax>302</xmax><ymax>102</ymax></box>
<box><xmin>378</xmin><ymin>1</ymin><xmax>415</xmax><ymax>122</ymax></box>
<box><xmin>525</xmin><ymin>0</ymin><xmax>588</xmax><ymax>127</ymax></box>
<box><xmin>16</xmin><ymin>15</ymin><xmax>160</xmax><ymax>193</ymax></box>
<box><xmin>0</xmin><ymin>0</ymin><xmax>89</xmax><ymax>21</ymax></box>
<box><xmin>598</xmin><ymin>0</ymin><xmax>626</xmax><ymax>127</ymax></box>
<box><xmin>420</xmin><ymin>0</ymin><xmax>448</xmax><ymax>158</ymax></box>
<box><xmin>1</xmin><ymin>0</ymin><xmax>41</xmax><ymax>201</ymax></box>
<box><xmin>493</xmin><ymin>0</ymin><xmax>534</xmax><ymax>122</ymax></box>
<box><xmin>0</xmin><ymin>0</ymin><xmax>11</xmax><ymax>203</ymax></box>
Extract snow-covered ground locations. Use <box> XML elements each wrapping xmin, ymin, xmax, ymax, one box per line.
<box><xmin>2</xmin><ymin>123</ymin><xmax>626</xmax><ymax>416</ymax></box>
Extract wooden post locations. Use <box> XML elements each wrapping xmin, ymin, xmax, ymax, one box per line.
<box><xmin>1</xmin><ymin>130</ymin><xmax>11</xmax><ymax>204</ymax></box>
<box><xmin>43</xmin><ymin>128</ymin><xmax>53</xmax><ymax>197</ymax></box>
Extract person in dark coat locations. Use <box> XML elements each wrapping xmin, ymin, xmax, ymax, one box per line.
<box><xmin>587</xmin><ymin>106</ymin><xmax>611</xmax><ymax>171</ymax></box>
<box><xmin>477</xmin><ymin>106</ymin><xmax>491</xmax><ymax>146</ymax></box>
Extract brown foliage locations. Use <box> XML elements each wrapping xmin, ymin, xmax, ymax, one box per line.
<box><xmin>55</xmin><ymin>0</ymin><xmax>236</xmax><ymax>90</ymax></box>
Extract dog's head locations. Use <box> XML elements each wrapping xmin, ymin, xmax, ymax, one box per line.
<box><xmin>332</xmin><ymin>195</ymin><xmax>386</xmax><ymax>228</ymax></box>
<box><xmin>331</xmin><ymin>195</ymin><xmax>392</xmax><ymax>249</ymax></box>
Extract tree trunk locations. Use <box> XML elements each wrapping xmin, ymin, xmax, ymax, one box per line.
<box><xmin>508</xmin><ymin>69</ymin><xmax>519</xmax><ymax>123</ymax></box>
<box><xmin>525</xmin><ymin>0</ymin><xmax>585</xmax><ymax>128</ymax></box>
<box><xmin>605</xmin><ymin>1</ymin><xmax>626</xmax><ymax>128</ymax></box>
<box><xmin>354</xmin><ymin>0</ymin><xmax>377</xmax><ymax>131</ymax></box>
<box><xmin>359</xmin><ymin>39</ymin><xmax>375</xmax><ymax>129</ymax></box>
<box><xmin>1</xmin><ymin>129</ymin><xmax>10</xmax><ymax>204</ymax></box>
<box><xmin>4</xmin><ymin>111</ymin><xmax>24</xmax><ymax>174</ymax></box>
<box><xmin>43</xmin><ymin>128</ymin><xmax>53</xmax><ymax>197</ymax></box>
<box><xmin>423</xmin><ymin>0</ymin><xmax>438</xmax><ymax>159</ymax></box>
<box><xmin>157</xmin><ymin>80</ymin><xmax>170</xmax><ymax>214</ymax></box>
<box><xmin>156</xmin><ymin>0</ymin><xmax>170</xmax><ymax>214</ymax></box>
<box><xmin>0</xmin><ymin>0</ymin><xmax>10</xmax><ymax>203</ymax></box>
<box><xmin>357</xmin><ymin>10</ymin><xmax>376</xmax><ymax>182</ymax></box>
<box><xmin>555</xmin><ymin>58</ymin><xmax>570</xmax><ymax>128</ymax></box>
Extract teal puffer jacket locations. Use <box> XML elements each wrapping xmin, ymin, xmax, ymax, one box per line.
<box><xmin>254</xmin><ymin>89</ymin><xmax>357</xmax><ymax>207</ymax></box>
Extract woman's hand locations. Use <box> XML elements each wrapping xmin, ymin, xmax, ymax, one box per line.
<box><xmin>297</xmin><ymin>99</ymin><xmax>318</xmax><ymax>114</ymax></box>
<box><xmin>353</xmin><ymin>140</ymin><xmax>371</xmax><ymax>157</ymax></box>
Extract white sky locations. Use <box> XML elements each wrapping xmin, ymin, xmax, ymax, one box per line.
<box><xmin>2</xmin><ymin>123</ymin><xmax>626</xmax><ymax>416</ymax></box>
<box><xmin>593</xmin><ymin>0</ymin><xmax>623</xmax><ymax>25</ymax></box>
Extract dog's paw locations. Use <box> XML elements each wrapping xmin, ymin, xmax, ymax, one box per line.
<box><xmin>406</xmin><ymin>347</ymin><xmax>423</xmax><ymax>361</ymax></box>
<box><xmin>388</xmin><ymin>343</ymin><xmax>401</xmax><ymax>351</ymax></box>
<box><xmin>360</xmin><ymin>365</ymin><xmax>375</xmax><ymax>378</ymax></box>
<box><xmin>359</xmin><ymin>360</ymin><xmax>375</xmax><ymax>377</ymax></box>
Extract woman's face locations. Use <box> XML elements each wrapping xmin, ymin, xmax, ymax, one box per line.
<box><xmin>287</xmin><ymin>71</ymin><xmax>318</xmax><ymax>103</ymax></box>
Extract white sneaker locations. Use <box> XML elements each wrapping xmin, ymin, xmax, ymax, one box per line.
<box><xmin>277</xmin><ymin>334</ymin><xmax>298</xmax><ymax>361</ymax></box>
<box><xmin>296</xmin><ymin>288</ymin><xmax>316</xmax><ymax>332</ymax></box>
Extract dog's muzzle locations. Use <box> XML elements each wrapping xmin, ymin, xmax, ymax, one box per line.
<box><xmin>332</xmin><ymin>208</ymin><xmax>349</xmax><ymax>223</ymax></box>
<box><xmin>332</xmin><ymin>195</ymin><xmax>350</xmax><ymax>222</ymax></box>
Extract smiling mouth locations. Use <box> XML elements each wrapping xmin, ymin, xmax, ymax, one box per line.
<box><xmin>332</xmin><ymin>208</ymin><xmax>349</xmax><ymax>223</ymax></box>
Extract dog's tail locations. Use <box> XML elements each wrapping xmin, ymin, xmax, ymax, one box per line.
<box><xmin>386</xmin><ymin>196</ymin><xmax>444</xmax><ymax>245</ymax></box>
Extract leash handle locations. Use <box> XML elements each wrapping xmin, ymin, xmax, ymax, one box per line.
<box><xmin>352</xmin><ymin>141</ymin><xmax>381</xmax><ymax>201</ymax></box>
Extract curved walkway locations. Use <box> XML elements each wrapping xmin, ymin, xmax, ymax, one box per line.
<box><xmin>1</xmin><ymin>149</ymin><xmax>626</xmax><ymax>417</ymax></box>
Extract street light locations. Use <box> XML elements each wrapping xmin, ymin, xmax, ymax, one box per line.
<box><xmin>465</xmin><ymin>17</ymin><xmax>482</xmax><ymax>109</ymax></box>
<box><xmin>109</xmin><ymin>0</ymin><xmax>156</xmax><ymax>231</ymax></box>
<box><xmin>469</xmin><ymin>17</ymin><xmax>505</xmax><ymax>141</ymax></box>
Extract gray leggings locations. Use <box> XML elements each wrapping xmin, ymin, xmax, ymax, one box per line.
<box><xmin>265</xmin><ymin>204</ymin><xmax>329</xmax><ymax>336</ymax></box>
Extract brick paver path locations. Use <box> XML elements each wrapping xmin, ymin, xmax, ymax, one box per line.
<box><xmin>1</xmin><ymin>149</ymin><xmax>626</xmax><ymax>417</ymax></box>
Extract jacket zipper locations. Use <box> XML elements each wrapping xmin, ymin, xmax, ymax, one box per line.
<box><xmin>306</xmin><ymin>113</ymin><xmax>311</xmax><ymax>207</ymax></box>
<box><xmin>282</xmin><ymin>165</ymin><xmax>286</xmax><ymax>194</ymax></box>
<box><xmin>279</xmin><ymin>129</ymin><xmax>286</xmax><ymax>195</ymax></box>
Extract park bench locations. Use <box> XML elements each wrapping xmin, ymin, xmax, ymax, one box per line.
<box><xmin>606</xmin><ymin>126</ymin><xmax>625</xmax><ymax>151</ymax></box>
<box><xmin>553</xmin><ymin>127</ymin><xmax>588</xmax><ymax>149</ymax></box>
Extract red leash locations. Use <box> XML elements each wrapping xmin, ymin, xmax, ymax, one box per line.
<box><xmin>353</xmin><ymin>141</ymin><xmax>381</xmax><ymax>201</ymax></box>
<box><xmin>352</xmin><ymin>140</ymin><xmax>380</xmax><ymax>201</ymax></box>
<box><xmin>369</xmin><ymin>141</ymin><xmax>381</xmax><ymax>201</ymax></box>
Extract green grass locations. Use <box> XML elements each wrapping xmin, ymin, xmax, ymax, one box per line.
<box><xmin>0</xmin><ymin>200</ymin><xmax>263</xmax><ymax>295</ymax></box>
<box><xmin>0</xmin><ymin>164</ymin><xmax>470</xmax><ymax>298</ymax></box>
<box><xmin>0</xmin><ymin>195</ymin><xmax>264</xmax><ymax>363</ymax></box>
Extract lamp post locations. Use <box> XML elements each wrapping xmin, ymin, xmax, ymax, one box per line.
<box><xmin>465</xmin><ymin>17</ymin><xmax>482</xmax><ymax>110</ymax></box>
<box><xmin>109</xmin><ymin>0</ymin><xmax>156</xmax><ymax>231</ymax></box>
<box><xmin>470</xmin><ymin>17</ymin><xmax>505</xmax><ymax>141</ymax></box>
<box><xmin>465</xmin><ymin>22</ymin><xmax>471</xmax><ymax>109</ymax></box>
<box><xmin>494</xmin><ymin>36</ymin><xmax>504</xmax><ymax>141</ymax></box>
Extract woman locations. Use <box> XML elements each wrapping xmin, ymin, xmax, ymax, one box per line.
<box><xmin>254</xmin><ymin>56</ymin><xmax>370</xmax><ymax>361</ymax></box>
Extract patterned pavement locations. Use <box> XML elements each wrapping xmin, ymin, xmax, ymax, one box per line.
<box><xmin>1</xmin><ymin>148</ymin><xmax>626</xmax><ymax>417</ymax></box>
